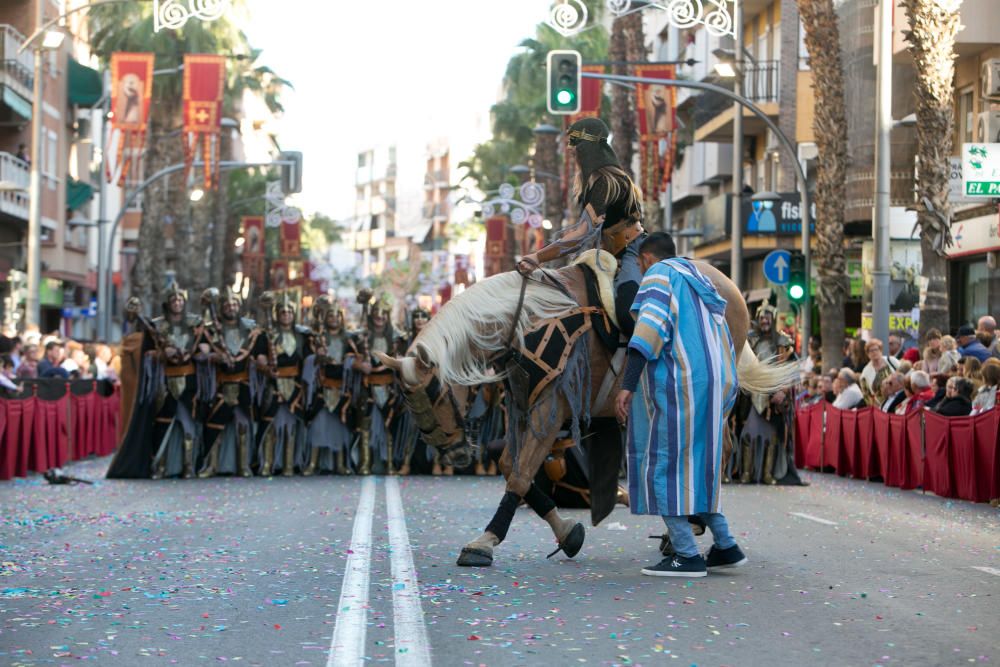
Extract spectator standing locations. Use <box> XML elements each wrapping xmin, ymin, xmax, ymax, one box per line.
<box><xmin>93</xmin><ymin>344</ymin><xmax>118</xmax><ymax>382</ymax></box>
<box><xmin>848</xmin><ymin>337</ymin><xmax>867</xmax><ymax>373</ymax></box>
<box><xmin>0</xmin><ymin>355</ymin><xmax>20</xmax><ymax>393</ymax></box>
<box><xmin>833</xmin><ymin>368</ymin><xmax>865</xmax><ymax>410</ymax></box>
<box><xmin>939</xmin><ymin>336</ymin><xmax>962</xmax><ymax>374</ymax></box>
<box><xmin>959</xmin><ymin>357</ymin><xmax>984</xmax><ymax>390</ymax></box>
<box><xmin>860</xmin><ymin>339</ymin><xmax>899</xmax><ymax>405</ymax></box>
<box><xmin>821</xmin><ymin>372</ymin><xmax>836</xmax><ymax>403</ymax></box>
<box><xmin>37</xmin><ymin>341</ymin><xmax>69</xmax><ymax>379</ymax></box>
<box><xmin>934</xmin><ymin>377</ymin><xmax>974</xmax><ymax>416</ymax></box>
<box><xmin>977</xmin><ymin>316</ymin><xmax>1000</xmax><ymax>358</ymax></box>
<box><xmin>972</xmin><ymin>362</ymin><xmax>1000</xmax><ymax>414</ymax></box>
<box><xmin>887</xmin><ymin>332</ymin><xmax>903</xmax><ymax>359</ymax></box>
<box><xmin>957</xmin><ymin>325</ymin><xmax>991</xmax><ymax>362</ymax></box>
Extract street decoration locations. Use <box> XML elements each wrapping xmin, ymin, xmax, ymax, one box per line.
<box><xmin>481</xmin><ymin>182</ymin><xmax>545</xmax><ymax>229</ymax></box>
<box><xmin>546</xmin><ymin>0</ymin><xmax>589</xmax><ymax>37</ymax></box>
<box><xmin>182</xmin><ymin>54</ymin><xmax>226</xmax><ymax>190</ymax></box>
<box><xmin>154</xmin><ymin>0</ymin><xmax>230</xmax><ymax>33</ymax></box>
<box><xmin>606</xmin><ymin>0</ymin><xmax>736</xmax><ymax>38</ymax></box>
<box><xmin>633</xmin><ymin>64</ymin><xmax>676</xmax><ymax>200</ymax></box>
<box><xmin>240</xmin><ymin>215</ymin><xmax>265</xmax><ymax>287</ymax></box>
<box><xmin>484</xmin><ymin>215</ymin><xmax>509</xmax><ymax>277</ymax></box>
<box><xmin>106</xmin><ymin>52</ymin><xmax>155</xmax><ymax>186</ymax></box>
<box><xmin>265</xmin><ymin>181</ymin><xmax>302</xmax><ymax>228</ymax></box>
<box><xmin>280</xmin><ymin>218</ymin><xmax>301</xmax><ymax>258</ymax></box>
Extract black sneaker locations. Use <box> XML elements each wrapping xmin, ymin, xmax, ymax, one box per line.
<box><xmin>705</xmin><ymin>544</ymin><xmax>748</xmax><ymax>570</ymax></box>
<box><xmin>641</xmin><ymin>553</ymin><xmax>707</xmax><ymax>577</ymax></box>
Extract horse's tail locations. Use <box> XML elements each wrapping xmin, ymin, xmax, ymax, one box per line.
<box><xmin>736</xmin><ymin>342</ymin><xmax>800</xmax><ymax>395</ymax></box>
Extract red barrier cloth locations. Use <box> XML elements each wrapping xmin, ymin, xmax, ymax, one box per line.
<box><xmin>823</xmin><ymin>406</ymin><xmax>843</xmax><ymax>473</ymax></box>
<box><xmin>901</xmin><ymin>410</ymin><xmax>924</xmax><ymax>490</ymax></box>
<box><xmin>884</xmin><ymin>413</ymin><xmax>908</xmax><ymax>487</ymax></box>
<box><xmin>96</xmin><ymin>391</ymin><xmax>120</xmax><ymax>456</ymax></box>
<box><xmin>856</xmin><ymin>408</ymin><xmax>876</xmax><ymax>478</ymax></box>
<box><xmin>872</xmin><ymin>409</ymin><xmax>891</xmax><ymax>482</ymax></box>
<box><xmin>804</xmin><ymin>403</ymin><xmax>825</xmax><ymax>468</ymax></box>
<box><xmin>971</xmin><ymin>409</ymin><xmax>1000</xmax><ymax>502</ymax></box>
<box><xmin>923</xmin><ymin>410</ymin><xmax>955</xmax><ymax>498</ymax></box>
<box><xmin>795</xmin><ymin>402</ymin><xmax>814</xmax><ymax>468</ymax></box>
<box><xmin>1</xmin><ymin>398</ymin><xmax>30</xmax><ymax>480</ymax></box>
<box><xmin>72</xmin><ymin>391</ymin><xmax>97</xmax><ymax>459</ymax></box>
<box><xmin>841</xmin><ymin>410</ymin><xmax>859</xmax><ymax>477</ymax></box>
<box><xmin>31</xmin><ymin>394</ymin><xmax>69</xmax><ymax>472</ymax></box>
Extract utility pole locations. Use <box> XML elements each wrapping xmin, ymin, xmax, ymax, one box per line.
<box><xmin>25</xmin><ymin>0</ymin><xmax>45</xmax><ymax>330</ymax></box>
<box><xmin>872</xmin><ymin>0</ymin><xmax>893</xmax><ymax>344</ymax></box>
<box><xmin>729</xmin><ymin>1</ymin><xmax>744</xmax><ymax>291</ymax></box>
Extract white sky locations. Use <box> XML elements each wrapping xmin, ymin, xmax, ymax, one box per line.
<box><xmin>243</xmin><ymin>0</ymin><xmax>552</xmax><ymax>224</ymax></box>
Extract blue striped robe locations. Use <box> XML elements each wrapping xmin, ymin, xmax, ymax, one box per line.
<box><xmin>627</xmin><ymin>258</ymin><xmax>738</xmax><ymax>516</ymax></box>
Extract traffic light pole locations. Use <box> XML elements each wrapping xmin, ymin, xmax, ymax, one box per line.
<box><xmin>581</xmin><ymin>71</ymin><xmax>811</xmax><ymax>344</ymax></box>
<box><xmin>100</xmin><ymin>158</ymin><xmax>294</xmax><ymax>339</ymax></box>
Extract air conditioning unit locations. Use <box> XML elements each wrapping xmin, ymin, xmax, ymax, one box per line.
<box><xmin>977</xmin><ymin>111</ymin><xmax>1000</xmax><ymax>143</ymax></box>
<box><xmin>983</xmin><ymin>59</ymin><xmax>1000</xmax><ymax>101</ymax></box>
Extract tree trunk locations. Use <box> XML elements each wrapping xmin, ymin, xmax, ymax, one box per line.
<box><xmin>901</xmin><ymin>0</ymin><xmax>960</xmax><ymax>337</ymax></box>
<box><xmin>798</xmin><ymin>0</ymin><xmax>849</xmax><ymax>371</ymax></box>
<box><xmin>609</xmin><ymin>14</ymin><xmax>636</xmax><ymax>178</ymax></box>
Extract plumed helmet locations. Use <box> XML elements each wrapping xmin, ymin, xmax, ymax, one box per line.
<box><xmin>566</xmin><ymin>117</ymin><xmax>621</xmax><ymax>187</ymax></box>
<box><xmin>755</xmin><ymin>303</ymin><xmax>778</xmax><ymax>321</ymax></box>
<box><xmin>274</xmin><ymin>291</ymin><xmax>297</xmax><ymax>320</ymax></box>
<box><xmin>162</xmin><ymin>280</ymin><xmax>188</xmax><ymax>315</ymax></box>
<box><xmin>370</xmin><ymin>292</ymin><xmax>393</xmax><ymax>318</ymax></box>
<box><xmin>221</xmin><ymin>286</ymin><xmax>242</xmax><ymax>309</ymax></box>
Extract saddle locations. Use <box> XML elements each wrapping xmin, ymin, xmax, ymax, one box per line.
<box><xmin>570</xmin><ymin>249</ymin><xmax>619</xmax><ymax>327</ymax></box>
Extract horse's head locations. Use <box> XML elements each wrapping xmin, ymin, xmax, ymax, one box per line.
<box><xmin>374</xmin><ymin>350</ymin><xmax>475</xmax><ymax>469</ymax></box>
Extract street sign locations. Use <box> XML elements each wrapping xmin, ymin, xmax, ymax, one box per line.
<box><xmin>762</xmin><ymin>249</ymin><xmax>791</xmax><ymax>285</ymax></box>
<box><xmin>962</xmin><ymin>143</ymin><xmax>1000</xmax><ymax>197</ymax></box>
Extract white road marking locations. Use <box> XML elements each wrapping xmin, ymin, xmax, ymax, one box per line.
<box><xmin>788</xmin><ymin>511</ymin><xmax>838</xmax><ymax>526</ymax></box>
<box><xmin>328</xmin><ymin>476</ymin><xmax>376</xmax><ymax>667</ymax></box>
<box><xmin>386</xmin><ymin>476</ymin><xmax>432</xmax><ymax>666</ymax></box>
<box><xmin>971</xmin><ymin>566</ymin><xmax>1000</xmax><ymax>577</ymax></box>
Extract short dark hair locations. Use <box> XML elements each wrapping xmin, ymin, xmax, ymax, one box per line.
<box><xmin>951</xmin><ymin>376</ymin><xmax>975</xmax><ymax>400</ymax></box>
<box><xmin>45</xmin><ymin>340</ymin><xmax>62</xmax><ymax>352</ymax></box>
<box><xmin>1</xmin><ymin>355</ymin><xmax>13</xmax><ymax>369</ymax></box>
<box><xmin>638</xmin><ymin>232</ymin><xmax>676</xmax><ymax>260</ymax></box>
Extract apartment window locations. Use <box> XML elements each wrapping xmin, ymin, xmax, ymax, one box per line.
<box><xmin>358</xmin><ymin>153</ymin><xmax>368</xmax><ymax>168</ymax></box>
<box><xmin>798</xmin><ymin>19</ymin><xmax>810</xmax><ymax>70</ymax></box>
<box><xmin>45</xmin><ymin>130</ymin><xmax>58</xmax><ymax>190</ymax></box>
<box><xmin>957</xmin><ymin>87</ymin><xmax>975</xmax><ymax>146</ymax></box>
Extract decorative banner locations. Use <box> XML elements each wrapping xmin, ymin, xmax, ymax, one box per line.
<box><xmin>484</xmin><ymin>215</ymin><xmax>508</xmax><ymax>278</ymax></box>
<box><xmin>241</xmin><ymin>255</ymin><xmax>265</xmax><ymax>288</ymax></box>
<box><xmin>107</xmin><ymin>53</ymin><xmax>155</xmax><ymax>185</ymax></box>
<box><xmin>454</xmin><ymin>254</ymin><xmax>471</xmax><ymax>286</ymax></box>
<box><xmin>241</xmin><ymin>216</ymin><xmax>264</xmax><ymax>257</ymax></box>
<box><xmin>569</xmin><ymin>65</ymin><xmax>604</xmax><ymax>124</ymax></box>
<box><xmin>634</xmin><ymin>64</ymin><xmax>676</xmax><ymax>200</ymax></box>
<box><xmin>269</xmin><ymin>260</ymin><xmax>289</xmax><ymax>291</ymax></box>
<box><xmin>182</xmin><ymin>54</ymin><xmax>226</xmax><ymax>190</ymax></box>
<box><xmin>279</xmin><ymin>221</ymin><xmax>301</xmax><ymax>258</ymax></box>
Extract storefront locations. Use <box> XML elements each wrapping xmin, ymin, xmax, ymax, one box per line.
<box><xmin>947</xmin><ymin>207</ymin><xmax>1000</xmax><ymax>330</ymax></box>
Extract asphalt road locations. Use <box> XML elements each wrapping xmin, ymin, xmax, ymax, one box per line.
<box><xmin>2</xmin><ymin>457</ymin><xmax>998</xmax><ymax>666</ymax></box>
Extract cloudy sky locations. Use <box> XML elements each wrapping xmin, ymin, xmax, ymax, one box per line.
<box><xmin>243</xmin><ymin>0</ymin><xmax>552</xmax><ymax>224</ymax></box>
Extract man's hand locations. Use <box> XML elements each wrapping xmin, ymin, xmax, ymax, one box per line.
<box><xmin>517</xmin><ymin>253</ymin><xmax>540</xmax><ymax>276</ymax></box>
<box><xmin>615</xmin><ymin>389</ymin><xmax>633</xmax><ymax>424</ymax></box>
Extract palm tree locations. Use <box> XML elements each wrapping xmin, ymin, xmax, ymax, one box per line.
<box><xmin>900</xmin><ymin>0</ymin><xmax>962</xmax><ymax>337</ymax></box>
<box><xmin>798</xmin><ymin>0</ymin><xmax>849</xmax><ymax>371</ymax></box>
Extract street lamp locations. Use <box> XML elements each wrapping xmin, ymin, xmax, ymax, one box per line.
<box><xmin>189</xmin><ymin>188</ymin><xmax>206</xmax><ymax>202</ymax></box>
<box><xmin>713</xmin><ymin>62</ymin><xmax>737</xmax><ymax>78</ymax></box>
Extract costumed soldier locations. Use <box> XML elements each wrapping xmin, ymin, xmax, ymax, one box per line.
<box><xmin>303</xmin><ymin>295</ymin><xmax>358</xmax><ymax>475</ymax></box>
<box><xmin>198</xmin><ymin>287</ymin><xmax>265</xmax><ymax>478</ymax></box>
<box><xmin>150</xmin><ymin>283</ymin><xmax>205</xmax><ymax>479</ymax></box>
<box><xmin>733</xmin><ymin>304</ymin><xmax>803</xmax><ymax>485</ymax></box>
<box><xmin>256</xmin><ymin>293</ymin><xmax>311</xmax><ymax>476</ymax></box>
<box><xmin>354</xmin><ymin>291</ymin><xmax>395</xmax><ymax>475</ymax></box>
<box><xmin>393</xmin><ymin>306</ymin><xmax>437</xmax><ymax>476</ymax></box>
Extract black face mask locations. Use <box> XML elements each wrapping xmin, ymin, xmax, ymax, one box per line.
<box><xmin>567</xmin><ymin>117</ymin><xmax>621</xmax><ymax>188</ymax></box>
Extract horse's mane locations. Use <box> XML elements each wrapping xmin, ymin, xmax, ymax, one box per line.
<box><xmin>412</xmin><ymin>271</ymin><xmax>578</xmax><ymax>386</ymax></box>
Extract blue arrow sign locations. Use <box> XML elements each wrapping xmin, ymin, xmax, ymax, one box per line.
<box><xmin>763</xmin><ymin>249</ymin><xmax>791</xmax><ymax>285</ymax></box>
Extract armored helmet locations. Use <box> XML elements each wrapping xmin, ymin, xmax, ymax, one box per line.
<box><xmin>162</xmin><ymin>280</ymin><xmax>188</xmax><ymax>315</ymax></box>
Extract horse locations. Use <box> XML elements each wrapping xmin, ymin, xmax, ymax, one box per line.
<box><xmin>376</xmin><ymin>259</ymin><xmax>799</xmax><ymax>567</ymax></box>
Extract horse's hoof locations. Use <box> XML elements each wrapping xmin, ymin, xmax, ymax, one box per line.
<box><xmin>547</xmin><ymin>522</ymin><xmax>585</xmax><ymax>559</ymax></box>
<box><xmin>457</xmin><ymin>547</ymin><xmax>494</xmax><ymax>567</ymax></box>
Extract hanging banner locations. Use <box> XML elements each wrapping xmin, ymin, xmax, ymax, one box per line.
<box><xmin>241</xmin><ymin>255</ymin><xmax>265</xmax><ymax>289</ymax></box>
<box><xmin>182</xmin><ymin>54</ymin><xmax>226</xmax><ymax>190</ymax></box>
<box><xmin>269</xmin><ymin>260</ymin><xmax>289</xmax><ymax>290</ymax></box>
<box><xmin>634</xmin><ymin>64</ymin><xmax>676</xmax><ymax>199</ymax></box>
<box><xmin>569</xmin><ymin>64</ymin><xmax>604</xmax><ymax>124</ymax></box>
<box><xmin>242</xmin><ymin>216</ymin><xmax>264</xmax><ymax>257</ymax></box>
<box><xmin>454</xmin><ymin>254</ymin><xmax>471</xmax><ymax>286</ymax></box>
<box><xmin>107</xmin><ymin>52</ymin><xmax>155</xmax><ymax>186</ymax></box>
<box><xmin>280</xmin><ymin>221</ymin><xmax>301</xmax><ymax>258</ymax></box>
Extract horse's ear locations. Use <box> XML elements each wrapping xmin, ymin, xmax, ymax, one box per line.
<box><xmin>374</xmin><ymin>351</ymin><xmax>402</xmax><ymax>371</ymax></box>
<box><xmin>415</xmin><ymin>346</ymin><xmax>434</xmax><ymax>370</ymax></box>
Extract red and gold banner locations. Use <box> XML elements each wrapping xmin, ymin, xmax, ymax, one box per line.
<box><xmin>454</xmin><ymin>254</ymin><xmax>471</xmax><ymax>286</ymax></box>
<box><xmin>107</xmin><ymin>52</ymin><xmax>155</xmax><ymax>185</ymax></box>
<box><xmin>569</xmin><ymin>65</ymin><xmax>604</xmax><ymax>124</ymax></box>
<box><xmin>484</xmin><ymin>215</ymin><xmax>509</xmax><ymax>277</ymax></box>
<box><xmin>241</xmin><ymin>255</ymin><xmax>265</xmax><ymax>288</ymax></box>
<box><xmin>182</xmin><ymin>54</ymin><xmax>226</xmax><ymax>190</ymax></box>
<box><xmin>269</xmin><ymin>260</ymin><xmax>289</xmax><ymax>290</ymax></box>
<box><xmin>279</xmin><ymin>222</ymin><xmax>301</xmax><ymax>258</ymax></box>
<box><xmin>634</xmin><ymin>65</ymin><xmax>677</xmax><ymax>199</ymax></box>
<box><xmin>242</xmin><ymin>216</ymin><xmax>264</xmax><ymax>257</ymax></box>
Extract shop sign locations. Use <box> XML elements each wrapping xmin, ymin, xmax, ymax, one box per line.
<box><xmin>861</xmin><ymin>311</ymin><xmax>919</xmax><ymax>338</ymax></box>
<box><xmin>962</xmin><ymin>143</ymin><xmax>1000</xmax><ymax>197</ymax></box>
<box><xmin>946</xmin><ymin>211</ymin><xmax>1000</xmax><ymax>258</ymax></box>
<box><xmin>742</xmin><ymin>193</ymin><xmax>816</xmax><ymax>236</ymax></box>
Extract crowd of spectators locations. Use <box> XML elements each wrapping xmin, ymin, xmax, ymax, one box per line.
<box><xmin>798</xmin><ymin>315</ymin><xmax>1000</xmax><ymax>419</ymax></box>
<box><xmin>0</xmin><ymin>332</ymin><xmax>120</xmax><ymax>394</ymax></box>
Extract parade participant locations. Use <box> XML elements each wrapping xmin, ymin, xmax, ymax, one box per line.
<box><xmin>303</xmin><ymin>296</ymin><xmax>357</xmax><ymax>475</ymax></box>
<box><xmin>198</xmin><ymin>287</ymin><xmax>265</xmax><ymax>478</ymax></box>
<box><xmin>355</xmin><ymin>291</ymin><xmax>396</xmax><ymax>475</ymax></box>
<box><xmin>393</xmin><ymin>306</ymin><xmax>435</xmax><ymax>475</ymax></box>
<box><xmin>517</xmin><ymin>117</ymin><xmax>645</xmax><ymax>337</ymax></box>
<box><xmin>615</xmin><ymin>235</ymin><xmax>745</xmax><ymax>577</ymax></box>
<box><xmin>255</xmin><ymin>293</ymin><xmax>311</xmax><ymax>476</ymax></box>
<box><xmin>149</xmin><ymin>283</ymin><xmax>204</xmax><ymax>479</ymax></box>
<box><xmin>733</xmin><ymin>304</ymin><xmax>800</xmax><ymax>485</ymax></box>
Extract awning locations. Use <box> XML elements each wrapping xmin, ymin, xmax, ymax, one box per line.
<box><xmin>744</xmin><ymin>287</ymin><xmax>773</xmax><ymax>304</ymax></box>
<box><xmin>66</xmin><ymin>176</ymin><xmax>95</xmax><ymax>211</ymax></box>
<box><xmin>67</xmin><ymin>58</ymin><xmax>103</xmax><ymax>107</ymax></box>
<box><xmin>2</xmin><ymin>86</ymin><xmax>32</xmax><ymax>120</ymax></box>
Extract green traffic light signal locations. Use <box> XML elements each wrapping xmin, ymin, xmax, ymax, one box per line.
<box><xmin>787</xmin><ymin>250</ymin><xmax>806</xmax><ymax>303</ymax></box>
<box><xmin>547</xmin><ymin>50</ymin><xmax>581</xmax><ymax>114</ymax></box>
<box><xmin>557</xmin><ymin>89</ymin><xmax>575</xmax><ymax>105</ymax></box>
<box><xmin>788</xmin><ymin>283</ymin><xmax>805</xmax><ymax>300</ymax></box>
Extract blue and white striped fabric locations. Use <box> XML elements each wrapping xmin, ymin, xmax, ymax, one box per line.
<box><xmin>627</xmin><ymin>258</ymin><xmax>738</xmax><ymax>516</ymax></box>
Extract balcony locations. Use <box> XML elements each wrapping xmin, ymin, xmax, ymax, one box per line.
<box><xmin>671</xmin><ymin>143</ymin><xmax>733</xmax><ymax>204</ymax></box>
<box><xmin>0</xmin><ymin>25</ymin><xmax>34</xmax><ymax>119</ymax></box>
<box><xmin>0</xmin><ymin>151</ymin><xmax>29</xmax><ymax>221</ymax></box>
<box><xmin>694</xmin><ymin>60</ymin><xmax>781</xmax><ymax>143</ymax></box>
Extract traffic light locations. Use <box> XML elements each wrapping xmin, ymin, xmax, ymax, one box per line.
<box><xmin>788</xmin><ymin>250</ymin><xmax>806</xmax><ymax>302</ymax></box>
<box><xmin>280</xmin><ymin>151</ymin><xmax>303</xmax><ymax>195</ymax></box>
<box><xmin>547</xmin><ymin>50</ymin><xmax>581</xmax><ymax>115</ymax></box>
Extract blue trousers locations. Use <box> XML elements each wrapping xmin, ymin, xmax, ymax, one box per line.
<box><xmin>662</xmin><ymin>513</ymin><xmax>736</xmax><ymax>558</ymax></box>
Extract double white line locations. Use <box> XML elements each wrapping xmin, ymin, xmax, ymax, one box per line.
<box><xmin>328</xmin><ymin>477</ymin><xmax>431</xmax><ymax>667</ymax></box>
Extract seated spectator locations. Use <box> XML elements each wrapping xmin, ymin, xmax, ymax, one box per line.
<box><xmin>93</xmin><ymin>343</ymin><xmax>118</xmax><ymax>382</ymax></box>
<box><xmin>833</xmin><ymin>368</ymin><xmax>866</xmax><ymax>410</ymax></box>
<box><xmin>972</xmin><ymin>362</ymin><xmax>1000</xmax><ymax>414</ymax></box>
<box><xmin>939</xmin><ymin>335</ymin><xmax>961</xmax><ymax>374</ymax></box>
<box><xmin>957</xmin><ymin>325</ymin><xmax>991</xmax><ymax>363</ymax></box>
<box><xmin>880</xmin><ymin>372</ymin><xmax>906</xmax><ymax>412</ymax></box>
<box><xmin>902</xmin><ymin>346</ymin><xmax>920</xmax><ymax>363</ymax></box>
<box><xmin>0</xmin><ymin>355</ymin><xmax>20</xmax><ymax>393</ymax></box>
<box><xmin>925</xmin><ymin>373</ymin><xmax>950</xmax><ymax>410</ymax></box>
<box><xmin>848</xmin><ymin>337</ymin><xmax>867</xmax><ymax>373</ymax></box>
<box><xmin>16</xmin><ymin>343</ymin><xmax>39</xmax><ymax>379</ymax></box>
<box><xmin>959</xmin><ymin>356</ymin><xmax>984</xmax><ymax>391</ymax></box>
<box><xmin>901</xmin><ymin>370</ymin><xmax>936</xmax><ymax>414</ymax></box>
<box><xmin>860</xmin><ymin>338</ymin><xmax>899</xmax><ymax>405</ymax></box>
<box><xmin>37</xmin><ymin>341</ymin><xmax>69</xmax><ymax>379</ymax></box>
<box><xmin>934</xmin><ymin>376</ymin><xmax>974</xmax><ymax>417</ymax></box>
<box><xmin>820</xmin><ymin>373</ymin><xmax>835</xmax><ymax>403</ymax></box>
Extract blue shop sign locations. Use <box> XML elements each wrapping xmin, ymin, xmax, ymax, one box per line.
<box><xmin>743</xmin><ymin>193</ymin><xmax>816</xmax><ymax>236</ymax></box>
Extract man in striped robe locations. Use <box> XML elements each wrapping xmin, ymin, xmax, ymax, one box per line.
<box><xmin>615</xmin><ymin>233</ymin><xmax>748</xmax><ymax>577</ymax></box>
